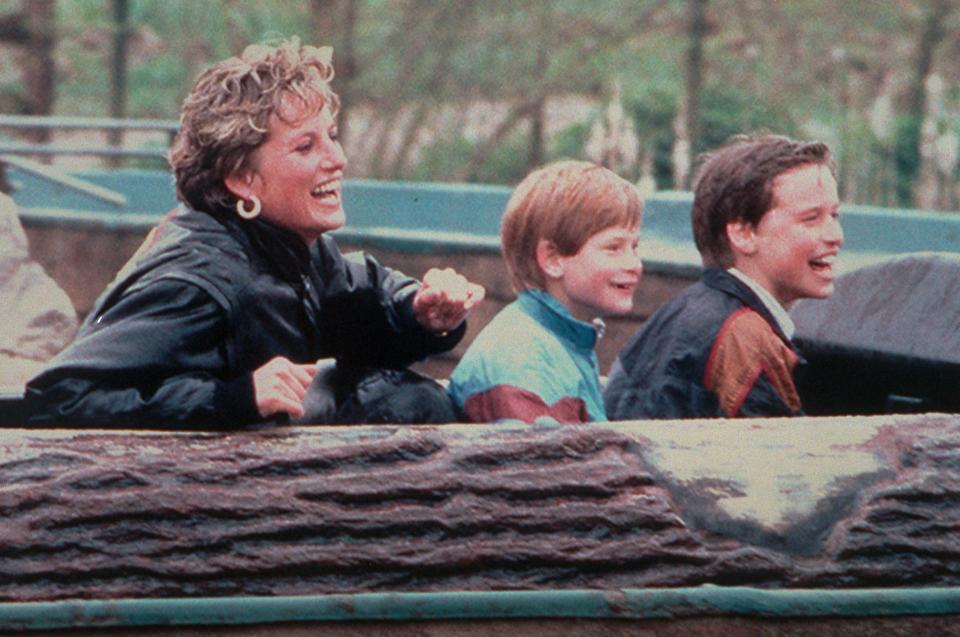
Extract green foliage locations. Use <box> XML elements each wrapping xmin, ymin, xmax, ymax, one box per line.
<box><xmin>406</xmin><ymin>132</ymin><xmax>530</xmax><ymax>185</ymax></box>
<box><xmin>699</xmin><ymin>84</ymin><xmax>798</xmax><ymax>152</ymax></box>
<box><xmin>627</xmin><ymin>88</ymin><xmax>677</xmax><ymax>189</ymax></box>
<box><xmin>625</xmin><ymin>84</ymin><xmax>798</xmax><ymax>189</ymax></box>
<box><xmin>54</xmin><ymin>0</ymin><xmax>316</xmax><ymax>118</ymax></box>
<box><xmin>479</xmin><ymin>133</ymin><xmax>532</xmax><ymax>184</ymax></box>
<box><xmin>2</xmin><ymin>0</ymin><xmax>954</xmax><ymax>208</ymax></box>
<box><xmin>0</xmin><ymin>82</ymin><xmax>27</xmax><ymax>114</ymax></box>
<box><xmin>894</xmin><ymin>115</ymin><xmax>922</xmax><ymax>208</ymax></box>
<box><xmin>127</xmin><ymin>54</ymin><xmax>188</xmax><ymax>117</ymax></box>
<box><xmin>549</xmin><ymin>121</ymin><xmax>590</xmax><ymax>162</ymax></box>
<box><xmin>834</xmin><ymin>114</ymin><xmax>883</xmax><ymax>205</ymax></box>
<box><xmin>405</xmin><ymin>135</ymin><xmax>474</xmax><ymax>183</ymax></box>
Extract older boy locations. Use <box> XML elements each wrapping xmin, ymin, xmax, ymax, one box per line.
<box><xmin>450</xmin><ymin>161</ymin><xmax>643</xmax><ymax>423</ymax></box>
<box><xmin>605</xmin><ymin>134</ymin><xmax>843</xmax><ymax>419</ymax></box>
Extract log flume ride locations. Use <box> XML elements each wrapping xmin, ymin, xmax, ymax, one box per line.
<box><xmin>2</xmin><ymin>151</ymin><xmax>960</xmax><ymax>635</ymax></box>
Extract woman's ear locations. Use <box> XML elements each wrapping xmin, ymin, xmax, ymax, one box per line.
<box><xmin>726</xmin><ymin>220</ymin><xmax>757</xmax><ymax>257</ymax></box>
<box><xmin>224</xmin><ymin>168</ymin><xmax>257</xmax><ymax>201</ymax></box>
<box><xmin>536</xmin><ymin>239</ymin><xmax>565</xmax><ymax>280</ymax></box>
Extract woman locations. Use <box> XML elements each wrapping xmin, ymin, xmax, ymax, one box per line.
<box><xmin>26</xmin><ymin>39</ymin><xmax>483</xmax><ymax>428</ymax></box>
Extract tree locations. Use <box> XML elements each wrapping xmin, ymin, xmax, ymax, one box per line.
<box><xmin>895</xmin><ymin>0</ymin><xmax>955</xmax><ymax>207</ymax></box>
<box><xmin>108</xmin><ymin>0</ymin><xmax>130</xmax><ymax>162</ymax></box>
<box><xmin>311</xmin><ymin>0</ymin><xmax>358</xmax><ymax>146</ymax></box>
<box><xmin>674</xmin><ymin>0</ymin><xmax>707</xmax><ymax>189</ymax></box>
<box><xmin>450</xmin><ymin>0</ymin><xmax>672</xmax><ymax>182</ymax></box>
<box><xmin>2</xmin><ymin>0</ymin><xmax>56</xmax><ymax>143</ymax></box>
<box><xmin>8</xmin><ymin>0</ymin><xmax>960</xmax><ymax>209</ymax></box>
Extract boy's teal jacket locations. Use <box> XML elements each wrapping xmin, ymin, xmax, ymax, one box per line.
<box><xmin>449</xmin><ymin>289</ymin><xmax>605</xmax><ymax>423</ymax></box>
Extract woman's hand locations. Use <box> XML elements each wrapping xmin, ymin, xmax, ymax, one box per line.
<box><xmin>252</xmin><ymin>356</ymin><xmax>318</xmax><ymax>419</ymax></box>
<box><xmin>413</xmin><ymin>267</ymin><xmax>485</xmax><ymax>334</ymax></box>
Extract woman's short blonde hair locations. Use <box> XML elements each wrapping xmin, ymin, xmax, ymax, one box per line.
<box><xmin>500</xmin><ymin>160</ymin><xmax>643</xmax><ymax>292</ymax></box>
<box><xmin>169</xmin><ymin>37</ymin><xmax>339</xmax><ymax>216</ymax></box>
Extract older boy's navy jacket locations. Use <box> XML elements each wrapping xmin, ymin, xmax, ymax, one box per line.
<box><xmin>604</xmin><ymin>268</ymin><xmax>804</xmax><ymax>420</ymax></box>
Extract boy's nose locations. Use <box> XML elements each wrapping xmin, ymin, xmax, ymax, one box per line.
<box><xmin>623</xmin><ymin>253</ymin><xmax>643</xmax><ymax>275</ymax></box>
<box><xmin>824</xmin><ymin>215</ymin><xmax>844</xmax><ymax>246</ymax></box>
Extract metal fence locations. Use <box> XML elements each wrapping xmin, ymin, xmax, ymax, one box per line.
<box><xmin>0</xmin><ymin>115</ymin><xmax>181</xmax><ymax>206</ymax></box>
<box><xmin>0</xmin><ymin>114</ymin><xmax>178</xmax><ymax>160</ymax></box>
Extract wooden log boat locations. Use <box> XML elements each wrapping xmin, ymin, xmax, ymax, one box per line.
<box><xmin>4</xmin><ymin>165</ymin><xmax>960</xmax><ymax>634</ymax></box>
<box><xmin>0</xmin><ymin>415</ymin><xmax>959</xmax><ymax>634</ymax></box>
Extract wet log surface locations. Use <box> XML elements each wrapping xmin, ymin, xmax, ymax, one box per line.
<box><xmin>1</xmin><ymin>415</ymin><xmax>958</xmax><ymax>601</ymax></box>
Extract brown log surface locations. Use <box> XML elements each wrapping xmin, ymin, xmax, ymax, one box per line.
<box><xmin>0</xmin><ymin>415</ymin><xmax>958</xmax><ymax>601</ymax></box>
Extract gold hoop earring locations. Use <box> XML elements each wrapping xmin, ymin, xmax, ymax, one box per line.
<box><xmin>236</xmin><ymin>195</ymin><xmax>261</xmax><ymax>220</ymax></box>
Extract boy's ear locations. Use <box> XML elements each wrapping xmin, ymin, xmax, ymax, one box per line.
<box><xmin>536</xmin><ymin>239</ymin><xmax>565</xmax><ymax>280</ymax></box>
<box><xmin>726</xmin><ymin>220</ymin><xmax>758</xmax><ymax>257</ymax></box>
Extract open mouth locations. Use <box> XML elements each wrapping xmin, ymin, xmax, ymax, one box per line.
<box><xmin>310</xmin><ymin>179</ymin><xmax>341</xmax><ymax>204</ymax></box>
<box><xmin>809</xmin><ymin>254</ymin><xmax>835</xmax><ymax>275</ymax></box>
<box><xmin>612</xmin><ymin>280</ymin><xmax>638</xmax><ymax>292</ymax></box>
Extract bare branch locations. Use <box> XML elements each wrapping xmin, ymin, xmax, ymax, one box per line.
<box><xmin>0</xmin><ymin>12</ymin><xmax>28</xmax><ymax>44</ymax></box>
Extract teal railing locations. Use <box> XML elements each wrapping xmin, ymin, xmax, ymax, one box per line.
<box><xmin>7</xmin><ymin>165</ymin><xmax>960</xmax><ymax>277</ymax></box>
<box><xmin>3</xmin><ymin>587</ymin><xmax>960</xmax><ymax>631</ymax></box>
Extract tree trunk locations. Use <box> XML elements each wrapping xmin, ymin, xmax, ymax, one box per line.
<box><xmin>528</xmin><ymin>95</ymin><xmax>546</xmax><ymax>174</ymax></box>
<box><xmin>1</xmin><ymin>415</ymin><xmax>959</xmax><ymax>602</ymax></box>
<box><xmin>683</xmin><ymin>0</ymin><xmax>707</xmax><ymax>160</ymax></box>
<box><xmin>384</xmin><ymin>2</ymin><xmax>466</xmax><ymax>178</ymax></box>
<box><xmin>108</xmin><ymin>0</ymin><xmax>130</xmax><ymax>166</ymax></box>
<box><xmin>21</xmin><ymin>0</ymin><xmax>55</xmax><ymax>145</ymax></box>
<box><xmin>311</xmin><ymin>0</ymin><xmax>359</xmax><ymax>146</ymax></box>
<box><xmin>673</xmin><ymin>0</ymin><xmax>708</xmax><ymax>190</ymax></box>
<box><xmin>310</xmin><ymin>0</ymin><xmax>336</xmax><ymax>39</ymax></box>
<box><xmin>336</xmin><ymin>0</ymin><xmax>358</xmax><ymax>147</ymax></box>
<box><xmin>526</xmin><ymin>4</ymin><xmax>551</xmax><ymax>174</ymax></box>
<box><xmin>896</xmin><ymin>0</ymin><xmax>953</xmax><ymax>207</ymax></box>
<box><xmin>367</xmin><ymin>107</ymin><xmax>405</xmax><ymax>178</ymax></box>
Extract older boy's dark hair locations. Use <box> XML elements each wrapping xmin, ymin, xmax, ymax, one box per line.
<box><xmin>691</xmin><ymin>133</ymin><xmax>834</xmax><ymax>268</ymax></box>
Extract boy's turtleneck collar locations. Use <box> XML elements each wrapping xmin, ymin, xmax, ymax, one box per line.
<box><xmin>517</xmin><ymin>289</ymin><xmax>603</xmax><ymax>349</ymax></box>
<box><xmin>727</xmin><ymin>268</ymin><xmax>795</xmax><ymax>339</ymax></box>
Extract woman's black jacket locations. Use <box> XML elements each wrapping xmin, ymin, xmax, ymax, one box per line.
<box><xmin>25</xmin><ymin>206</ymin><xmax>463</xmax><ymax>428</ymax></box>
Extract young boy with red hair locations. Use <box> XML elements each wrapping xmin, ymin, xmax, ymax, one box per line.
<box><xmin>450</xmin><ymin>160</ymin><xmax>644</xmax><ymax>423</ymax></box>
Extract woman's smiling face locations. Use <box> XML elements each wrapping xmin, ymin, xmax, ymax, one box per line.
<box><xmin>243</xmin><ymin>98</ymin><xmax>348</xmax><ymax>245</ymax></box>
